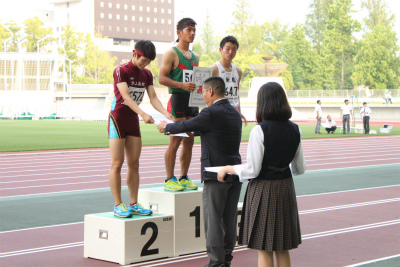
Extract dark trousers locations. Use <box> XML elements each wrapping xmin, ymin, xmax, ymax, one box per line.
<box><xmin>203</xmin><ymin>180</ymin><xmax>242</xmax><ymax>267</ymax></box>
<box><xmin>363</xmin><ymin>116</ymin><xmax>370</xmax><ymax>134</ymax></box>
<box><xmin>325</xmin><ymin>126</ymin><xmax>337</xmax><ymax>133</ymax></box>
<box><xmin>342</xmin><ymin>114</ymin><xmax>350</xmax><ymax>134</ymax></box>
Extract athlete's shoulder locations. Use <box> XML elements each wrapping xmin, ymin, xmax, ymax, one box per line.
<box><xmin>210</xmin><ymin>63</ymin><xmax>219</xmax><ymax>76</ymax></box>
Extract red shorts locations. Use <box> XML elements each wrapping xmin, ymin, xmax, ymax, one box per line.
<box><xmin>108</xmin><ymin>111</ymin><xmax>141</xmax><ymax>139</ymax></box>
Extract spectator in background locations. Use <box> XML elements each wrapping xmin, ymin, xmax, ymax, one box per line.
<box><xmin>340</xmin><ymin>99</ymin><xmax>353</xmax><ymax>134</ymax></box>
<box><xmin>360</xmin><ymin>102</ymin><xmax>372</xmax><ymax>134</ymax></box>
<box><xmin>324</xmin><ymin>115</ymin><xmax>337</xmax><ymax>134</ymax></box>
<box><xmin>387</xmin><ymin>91</ymin><xmax>393</xmax><ymax>104</ymax></box>
<box><xmin>314</xmin><ymin>100</ymin><xmax>322</xmax><ymax>134</ymax></box>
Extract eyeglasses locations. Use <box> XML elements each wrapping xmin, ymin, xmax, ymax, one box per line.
<box><xmin>200</xmin><ymin>87</ymin><xmax>210</xmax><ymax>95</ymax></box>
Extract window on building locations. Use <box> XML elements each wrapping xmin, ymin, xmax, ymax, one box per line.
<box><xmin>168</xmin><ymin>30</ymin><xmax>171</xmax><ymax>36</ymax></box>
<box><xmin>161</xmin><ymin>0</ymin><xmax>164</xmax><ymax>2</ymax></box>
<box><xmin>147</xmin><ymin>7</ymin><xmax>150</xmax><ymax>12</ymax></box>
<box><xmin>168</xmin><ymin>19</ymin><xmax>171</xmax><ymax>24</ymax></box>
<box><xmin>108</xmin><ymin>3</ymin><xmax>112</xmax><ymax>8</ymax></box>
<box><xmin>100</xmin><ymin>13</ymin><xmax>104</xmax><ymax>18</ymax></box>
<box><xmin>132</xmin><ymin>5</ymin><xmax>135</xmax><ymax>10</ymax></box>
<box><xmin>117</xmin><ymin>14</ymin><xmax>120</xmax><ymax>20</ymax></box>
<box><xmin>124</xmin><ymin>27</ymin><xmax>127</xmax><ymax>32</ymax></box>
<box><xmin>108</xmin><ymin>14</ymin><xmax>112</xmax><ymax>19</ymax></box>
<box><xmin>168</xmin><ymin>0</ymin><xmax>171</xmax><ymax>3</ymax></box>
<box><xmin>147</xmin><ymin>29</ymin><xmax>150</xmax><ymax>34</ymax></box>
<box><xmin>124</xmin><ymin>4</ymin><xmax>127</xmax><ymax>9</ymax></box>
<box><xmin>132</xmin><ymin>28</ymin><xmax>135</xmax><ymax>33</ymax></box>
<box><xmin>124</xmin><ymin>15</ymin><xmax>127</xmax><ymax>20</ymax></box>
<box><xmin>132</xmin><ymin>16</ymin><xmax>135</xmax><ymax>21</ymax></box>
<box><xmin>147</xmin><ymin>17</ymin><xmax>150</xmax><ymax>22</ymax></box>
<box><xmin>161</xmin><ymin>19</ymin><xmax>164</xmax><ymax>24</ymax></box>
<box><xmin>161</xmin><ymin>30</ymin><xmax>164</xmax><ymax>35</ymax></box>
<box><xmin>139</xmin><ymin>17</ymin><xmax>143</xmax><ymax>22</ymax></box>
<box><xmin>154</xmin><ymin>7</ymin><xmax>157</xmax><ymax>12</ymax></box>
<box><xmin>117</xmin><ymin>26</ymin><xmax>120</xmax><ymax>32</ymax></box>
<box><xmin>168</xmin><ymin>9</ymin><xmax>171</xmax><ymax>14</ymax></box>
<box><xmin>154</xmin><ymin>18</ymin><xmax>157</xmax><ymax>23</ymax></box>
<box><xmin>161</xmin><ymin>8</ymin><xmax>164</xmax><ymax>13</ymax></box>
<box><xmin>140</xmin><ymin>28</ymin><xmax>143</xmax><ymax>33</ymax></box>
<box><xmin>116</xmin><ymin>3</ymin><xmax>120</xmax><ymax>8</ymax></box>
<box><xmin>109</xmin><ymin>26</ymin><xmax>112</xmax><ymax>31</ymax></box>
<box><xmin>154</xmin><ymin>29</ymin><xmax>157</xmax><ymax>34</ymax></box>
<box><xmin>139</xmin><ymin>6</ymin><xmax>143</xmax><ymax>11</ymax></box>
<box><xmin>100</xmin><ymin>2</ymin><xmax>104</xmax><ymax>7</ymax></box>
<box><xmin>100</xmin><ymin>25</ymin><xmax>104</xmax><ymax>30</ymax></box>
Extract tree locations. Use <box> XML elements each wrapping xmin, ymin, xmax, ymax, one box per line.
<box><xmin>79</xmin><ymin>33</ymin><xmax>116</xmax><ymax>84</ymax></box>
<box><xmin>147</xmin><ymin>58</ymin><xmax>161</xmax><ymax>86</ymax></box>
<box><xmin>229</xmin><ymin>0</ymin><xmax>252</xmax><ymax>40</ymax></box>
<box><xmin>352</xmin><ymin>24</ymin><xmax>400</xmax><ymax>89</ymax></box>
<box><xmin>282</xmin><ymin>24</ymin><xmax>323</xmax><ymax>90</ymax></box>
<box><xmin>361</xmin><ymin>0</ymin><xmax>395</xmax><ymax>31</ymax></box>
<box><xmin>23</xmin><ymin>17</ymin><xmax>53</xmax><ymax>52</ymax></box>
<box><xmin>305</xmin><ymin>0</ymin><xmax>335</xmax><ymax>55</ymax></box>
<box><xmin>322</xmin><ymin>0</ymin><xmax>361</xmax><ymax>89</ymax></box>
<box><xmin>2</xmin><ymin>21</ymin><xmax>21</xmax><ymax>52</ymax></box>
<box><xmin>201</xmin><ymin>9</ymin><xmax>217</xmax><ymax>55</ymax></box>
<box><xmin>261</xmin><ymin>20</ymin><xmax>290</xmax><ymax>61</ymax></box>
<box><xmin>57</xmin><ymin>22</ymin><xmax>84</xmax><ymax>80</ymax></box>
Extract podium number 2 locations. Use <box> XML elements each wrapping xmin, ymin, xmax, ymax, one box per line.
<box><xmin>140</xmin><ymin>222</ymin><xmax>159</xmax><ymax>256</ymax></box>
<box><xmin>190</xmin><ymin>206</ymin><xmax>201</xmax><ymax>237</ymax></box>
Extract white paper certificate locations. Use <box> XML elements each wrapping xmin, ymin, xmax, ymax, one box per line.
<box><xmin>151</xmin><ymin>113</ymin><xmax>189</xmax><ymax>137</ymax></box>
<box><xmin>189</xmin><ymin>67</ymin><xmax>213</xmax><ymax>107</ymax></box>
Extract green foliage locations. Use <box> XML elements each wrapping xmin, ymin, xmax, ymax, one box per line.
<box><xmin>2</xmin><ymin>21</ymin><xmax>21</xmax><ymax>52</ymax></box>
<box><xmin>147</xmin><ymin>58</ymin><xmax>161</xmax><ymax>86</ymax></box>
<box><xmin>57</xmin><ymin>21</ymin><xmax>84</xmax><ymax>80</ymax></box>
<box><xmin>80</xmin><ymin>33</ymin><xmax>116</xmax><ymax>84</ymax></box>
<box><xmin>261</xmin><ymin>20</ymin><xmax>290</xmax><ymax>61</ymax></box>
<box><xmin>229</xmin><ymin>0</ymin><xmax>252</xmax><ymax>39</ymax></box>
<box><xmin>279</xmin><ymin>68</ymin><xmax>295</xmax><ymax>90</ymax></box>
<box><xmin>361</xmin><ymin>0</ymin><xmax>396</xmax><ymax>31</ymax></box>
<box><xmin>322</xmin><ymin>0</ymin><xmax>361</xmax><ymax>89</ymax></box>
<box><xmin>353</xmin><ymin>24</ymin><xmax>400</xmax><ymax>88</ymax></box>
<box><xmin>23</xmin><ymin>17</ymin><xmax>53</xmax><ymax>52</ymax></box>
<box><xmin>73</xmin><ymin>75</ymin><xmax>95</xmax><ymax>84</ymax></box>
<box><xmin>282</xmin><ymin>24</ymin><xmax>323</xmax><ymax>90</ymax></box>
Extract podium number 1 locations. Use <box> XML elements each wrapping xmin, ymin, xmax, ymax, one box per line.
<box><xmin>190</xmin><ymin>206</ymin><xmax>201</xmax><ymax>237</ymax></box>
<box><xmin>140</xmin><ymin>222</ymin><xmax>159</xmax><ymax>256</ymax></box>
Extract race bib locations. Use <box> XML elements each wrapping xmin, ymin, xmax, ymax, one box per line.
<box><xmin>224</xmin><ymin>73</ymin><xmax>239</xmax><ymax>107</ymax></box>
<box><xmin>124</xmin><ymin>87</ymin><xmax>146</xmax><ymax>106</ymax></box>
<box><xmin>183</xmin><ymin>69</ymin><xmax>193</xmax><ymax>82</ymax></box>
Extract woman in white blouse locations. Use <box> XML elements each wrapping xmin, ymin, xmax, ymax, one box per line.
<box><xmin>218</xmin><ymin>82</ymin><xmax>306</xmax><ymax>267</ymax></box>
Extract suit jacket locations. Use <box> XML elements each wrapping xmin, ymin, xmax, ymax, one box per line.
<box><xmin>164</xmin><ymin>98</ymin><xmax>242</xmax><ymax>182</ymax></box>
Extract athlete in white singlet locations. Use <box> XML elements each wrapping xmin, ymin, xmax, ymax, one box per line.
<box><xmin>211</xmin><ymin>36</ymin><xmax>247</xmax><ymax>124</ymax></box>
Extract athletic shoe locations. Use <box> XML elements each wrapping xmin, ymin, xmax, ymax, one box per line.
<box><xmin>114</xmin><ymin>203</ymin><xmax>132</xmax><ymax>218</ymax></box>
<box><xmin>164</xmin><ymin>176</ymin><xmax>184</xmax><ymax>191</ymax></box>
<box><xmin>179</xmin><ymin>176</ymin><xmax>198</xmax><ymax>190</ymax></box>
<box><xmin>129</xmin><ymin>203</ymin><xmax>152</xmax><ymax>216</ymax></box>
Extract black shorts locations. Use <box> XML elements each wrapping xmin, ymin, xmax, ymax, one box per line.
<box><xmin>167</xmin><ymin>93</ymin><xmax>199</xmax><ymax>118</ymax></box>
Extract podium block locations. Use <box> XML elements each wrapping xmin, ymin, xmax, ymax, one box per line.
<box><xmin>138</xmin><ymin>187</ymin><xmax>206</xmax><ymax>256</ymax></box>
<box><xmin>84</xmin><ymin>212</ymin><xmax>174</xmax><ymax>265</ymax></box>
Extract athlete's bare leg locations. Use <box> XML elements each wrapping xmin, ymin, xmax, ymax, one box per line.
<box><xmin>165</xmin><ymin>117</ymin><xmax>189</xmax><ymax>178</ymax></box>
<box><xmin>124</xmin><ymin>136</ymin><xmax>142</xmax><ymax>204</ymax></box>
<box><xmin>109</xmin><ymin>138</ymin><xmax>126</xmax><ymax>205</ymax></box>
<box><xmin>179</xmin><ymin>116</ymin><xmax>195</xmax><ymax>176</ymax></box>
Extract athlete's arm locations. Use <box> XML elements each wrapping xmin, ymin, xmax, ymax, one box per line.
<box><xmin>147</xmin><ymin>85</ymin><xmax>174</xmax><ymax>121</ymax></box>
<box><xmin>117</xmin><ymin>82</ymin><xmax>154</xmax><ymax>123</ymax></box>
<box><xmin>236</xmin><ymin>67</ymin><xmax>247</xmax><ymax>125</ymax></box>
<box><xmin>210</xmin><ymin>63</ymin><xmax>219</xmax><ymax>76</ymax></box>
<box><xmin>159</xmin><ymin>48</ymin><xmax>195</xmax><ymax>92</ymax></box>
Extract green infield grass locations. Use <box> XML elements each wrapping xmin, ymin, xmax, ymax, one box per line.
<box><xmin>0</xmin><ymin>120</ymin><xmax>398</xmax><ymax>152</ymax></box>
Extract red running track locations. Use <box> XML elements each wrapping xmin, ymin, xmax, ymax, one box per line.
<box><xmin>1</xmin><ymin>136</ymin><xmax>400</xmax><ymax>197</ymax></box>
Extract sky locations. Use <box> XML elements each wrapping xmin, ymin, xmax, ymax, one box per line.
<box><xmin>1</xmin><ymin>0</ymin><xmax>399</xmax><ymax>42</ymax></box>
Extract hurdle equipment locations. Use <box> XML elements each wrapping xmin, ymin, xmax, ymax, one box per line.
<box><xmin>84</xmin><ymin>212</ymin><xmax>174</xmax><ymax>265</ymax></box>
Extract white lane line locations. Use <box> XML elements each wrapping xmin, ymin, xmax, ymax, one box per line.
<box><xmin>2</xmin><ymin>220</ymin><xmax>399</xmax><ymax>259</ymax></box>
<box><xmin>344</xmin><ymin>254</ymin><xmax>400</xmax><ymax>267</ymax></box>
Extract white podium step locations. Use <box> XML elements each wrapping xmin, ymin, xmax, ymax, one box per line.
<box><xmin>138</xmin><ymin>187</ymin><xmax>206</xmax><ymax>256</ymax></box>
<box><xmin>84</xmin><ymin>212</ymin><xmax>174</xmax><ymax>265</ymax></box>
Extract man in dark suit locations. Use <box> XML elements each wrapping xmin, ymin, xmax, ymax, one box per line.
<box><xmin>157</xmin><ymin>76</ymin><xmax>242</xmax><ymax>267</ymax></box>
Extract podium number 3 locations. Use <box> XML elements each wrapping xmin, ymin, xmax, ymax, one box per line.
<box><xmin>190</xmin><ymin>206</ymin><xmax>201</xmax><ymax>237</ymax></box>
<box><xmin>140</xmin><ymin>222</ymin><xmax>159</xmax><ymax>256</ymax></box>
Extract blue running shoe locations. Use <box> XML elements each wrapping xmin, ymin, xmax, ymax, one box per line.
<box><xmin>114</xmin><ymin>203</ymin><xmax>132</xmax><ymax>218</ymax></box>
<box><xmin>128</xmin><ymin>203</ymin><xmax>153</xmax><ymax>216</ymax></box>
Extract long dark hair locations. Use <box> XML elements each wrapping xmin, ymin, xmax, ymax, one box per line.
<box><xmin>256</xmin><ymin>82</ymin><xmax>292</xmax><ymax>123</ymax></box>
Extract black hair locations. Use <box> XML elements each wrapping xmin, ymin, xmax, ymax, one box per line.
<box><xmin>256</xmin><ymin>82</ymin><xmax>292</xmax><ymax>123</ymax></box>
<box><xmin>317</xmin><ymin>100</ymin><xmax>321</xmax><ymax>104</ymax></box>
<box><xmin>175</xmin><ymin>18</ymin><xmax>196</xmax><ymax>43</ymax></box>
<box><xmin>203</xmin><ymin>76</ymin><xmax>225</xmax><ymax>97</ymax></box>
<box><xmin>344</xmin><ymin>99</ymin><xmax>349</xmax><ymax>102</ymax></box>
<box><xmin>134</xmin><ymin>40</ymin><xmax>156</xmax><ymax>60</ymax></box>
<box><xmin>220</xmin><ymin>36</ymin><xmax>239</xmax><ymax>49</ymax></box>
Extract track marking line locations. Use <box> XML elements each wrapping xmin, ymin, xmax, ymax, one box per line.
<box><xmin>344</xmin><ymin>254</ymin><xmax>400</xmax><ymax>267</ymax></box>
